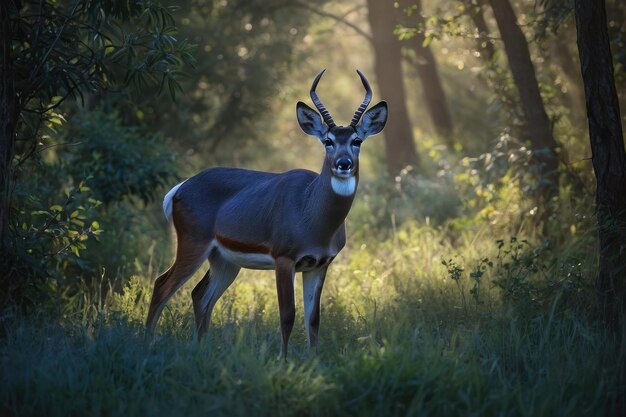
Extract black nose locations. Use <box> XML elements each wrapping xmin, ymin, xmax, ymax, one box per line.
<box><xmin>336</xmin><ymin>158</ymin><xmax>352</xmax><ymax>171</ymax></box>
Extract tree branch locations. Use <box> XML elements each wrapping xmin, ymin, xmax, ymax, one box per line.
<box><xmin>28</xmin><ymin>0</ymin><xmax>83</xmax><ymax>82</ymax></box>
<box><xmin>291</xmin><ymin>1</ymin><xmax>373</xmax><ymax>43</ymax></box>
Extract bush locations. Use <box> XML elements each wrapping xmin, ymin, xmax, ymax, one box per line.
<box><xmin>6</xmin><ymin>108</ymin><xmax>178</xmax><ymax>307</ymax></box>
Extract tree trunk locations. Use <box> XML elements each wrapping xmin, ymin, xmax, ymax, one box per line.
<box><xmin>574</xmin><ymin>0</ymin><xmax>626</xmax><ymax>331</ymax></box>
<box><xmin>0</xmin><ymin>1</ymin><xmax>18</xmax><ymax>279</ymax></box>
<box><xmin>489</xmin><ymin>0</ymin><xmax>560</xmax><ymax>219</ymax></box>
<box><xmin>366</xmin><ymin>0</ymin><xmax>420</xmax><ymax>176</ymax></box>
<box><xmin>606</xmin><ymin>0</ymin><xmax>626</xmax><ymax>134</ymax></box>
<box><xmin>413</xmin><ymin>42</ymin><xmax>454</xmax><ymax>142</ymax></box>
<box><xmin>398</xmin><ymin>0</ymin><xmax>454</xmax><ymax>147</ymax></box>
<box><xmin>464</xmin><ymin>0</ymin><xmax>496</xmax><ymax>62</ymax></box>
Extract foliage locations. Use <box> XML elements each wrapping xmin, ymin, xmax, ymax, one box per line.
<box><xmin>2</xmin><ymin>0</ymin><xmax>193</xmax><ymax>303</ymax></box>
<box><xmin>141</xmin><ymin>0</ymin><xmax>323</xmax><ymax>161</ymax></box>
<box><xmin>8</xmin><ymin>177</ymin><xmax>103</xmax><ymax>305</ymax></box>
<box><xmin>535</xmin><ymin>0</ymin><xmax>574</xmax><ymax>37</ymax></box>
<box><xmin>352</xmin><ymin>129</ymin><xmax>569</xmax><ymax>242</ymax></box>
<box><xmin>54</xmin><ymin>108</ymin><xmax>178</xmax><ymax>278</ymax></box>
<box><xmin>59</xmin><ymin>109</ymin><xmax>177</xmax><ymax>206</ymax></box>
<box><xmin>17</xmin><ymin>181</ymin><xmax>102</xmax><ymax>264</ymax></box>
<box><xmin>7</xmin><ymin>0</ymin><xmax>194</xmax><ymax>114</ymax></box>
<box><xmin>443</xmin><ymin>236</ymin><xmax>590</xmax><ymax>318</ymax></box>
<box><xmin>7</xmin><ymin>108</ymin><xmax>178</xmax><ymax>305</ymax></box>
<box><xmin>4</xmin><ymin>0</ymin><xmax>193</xmax><ymax>184</ymax></box>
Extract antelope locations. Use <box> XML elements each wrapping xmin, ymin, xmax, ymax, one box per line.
<box><xmin>145</xmin><ymin>69</ymin><xmax>387</xmax><ymax>358</ymax></box>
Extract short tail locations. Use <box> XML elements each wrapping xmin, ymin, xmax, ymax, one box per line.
<box><xmin>163</xmin><ymin>180</ymin><xmax>187</xmax><ymax>223</ymax></box>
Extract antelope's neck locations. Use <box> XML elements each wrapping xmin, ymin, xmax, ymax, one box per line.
<box><xmin>306</xmin><ymin>160</ymin><xmax>358</xmax><ymax>235</ymax></box>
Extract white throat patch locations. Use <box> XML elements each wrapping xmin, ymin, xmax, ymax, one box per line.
<box><xmin>331</xmin><ymin>176</ymin><xmax>356</xmax><ymax>196</ymax></box>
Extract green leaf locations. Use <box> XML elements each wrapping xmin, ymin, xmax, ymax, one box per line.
<box><xmin>70</xmin><ymin>218</ymin><xmax>85</xmax><ymax>227</ymax></box>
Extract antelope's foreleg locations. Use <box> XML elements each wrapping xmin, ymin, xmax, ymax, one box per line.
<box><xmin>302</xmin><ymin>266</ymin><xmax>327</xmax><ymax>352</ymax></box>
<box><xmin>191</xmin><ymin>268</ymin><xmax>211</xmax><ymax>333</ymax></box>
<box><xmin>275</xmin><ymin>257</ymin><xmax>296</xmax><ymax>360</ymax></box>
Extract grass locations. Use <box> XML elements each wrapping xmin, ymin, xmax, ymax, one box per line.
<box><xmin>1</xmin><ymin>218</ymin><xmax>625</xmax><ymax>416</ymax></box>
<box><xmin>1</xmin><ymin>303</ymin><xmax>622</xmax><ymax>416</ymax></box>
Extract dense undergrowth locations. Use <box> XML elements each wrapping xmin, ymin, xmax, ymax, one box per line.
<box><xmin>2</xmin><ymin>192</ymin><xmax>625</xmax><ymax>416</ymax></box>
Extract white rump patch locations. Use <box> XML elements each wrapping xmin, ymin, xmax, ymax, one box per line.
<box><xmin>331</xmin><ymin>176</ymin><xmax>356</xmax><ymax>196</ymax></box>
<box><xmin>163</xmin><ymin>180</ymin><xmax>187</xmax><ymax>223</ymax></box>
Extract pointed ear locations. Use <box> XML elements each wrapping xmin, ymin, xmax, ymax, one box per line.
<box><xmin>356</xmin><ymin>101</ymin><xmax>388</xmax><ymax>139</ymax></box>
<box><xmin>296</xmin><ymin>101</ymin><xmax>326</xmax><ymax>138</ymax></box>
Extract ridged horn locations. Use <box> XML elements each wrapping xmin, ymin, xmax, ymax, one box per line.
<box><xmin>350</xmin><ymin>69</ymin><xmax>372</xmax><ymax>127</ymax></box>
<box><xmin>310</xmin><ymin>69</ymin><xmax>336</xmax><ymax>128</ymax></box>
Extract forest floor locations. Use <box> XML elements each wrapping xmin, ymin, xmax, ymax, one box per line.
<box><xmin>1</xmin><ymin>223</ymin><xmax>625</xmax><ymax>416</ymax></box>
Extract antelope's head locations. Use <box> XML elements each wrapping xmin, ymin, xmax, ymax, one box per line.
<box><xmin>296</xmin><ymin>70</ymin><xmax>388</xmax><ymax>193</ymax></box>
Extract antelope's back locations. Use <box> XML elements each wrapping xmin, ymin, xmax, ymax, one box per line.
<box><xmin>172</xmin><ymin>167</ymin><xmax>317</xmax><ymax>240</ymax></box>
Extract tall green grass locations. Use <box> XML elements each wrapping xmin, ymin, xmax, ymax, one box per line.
<box><xmin>1</xmin><ymin>298</ymin><xmax>623</xmax><ymax>416</ymax></box>
<box><xmin>1</xmin><ymin>214</ymin><xmax>624</xmax><ymax>416</ymax></box>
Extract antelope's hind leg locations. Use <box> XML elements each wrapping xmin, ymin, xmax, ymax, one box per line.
<box><xmin>192</xmin><ymin>252</ymin><xmax>241</xmax><ymax>340</ymax></box>
<box><xmin>146</xmin><ymin>240</ymin><xmax>211</xmax><ymax>335</ymax></box>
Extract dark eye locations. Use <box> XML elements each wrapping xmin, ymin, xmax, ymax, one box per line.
<box><xmin>352</xmin><ymin>139</ymin><xmax>363</xmax><ymax>147</ymax></box>
<box><xmin>324</xmin><ymin>139</ymin><xmax>334</xmax><ymax>147</ymax></box>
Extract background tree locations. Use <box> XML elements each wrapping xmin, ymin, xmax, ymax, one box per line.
<box><xmin>463</xmin><ymin>0</ymin><xmax>496</xmax><ymax>62</ymax></box>
<box><xmin>488</xmin><ymin>0</ymin><xmax>560</xmax><ymax>220</ymax></box>
<box><xmin>574</xmin><ymin>0</ymin><xmax>626</xmax><ymax>330</ymax></box>
<box><xmin>399</xmin><ymin>0</ymin><xmax>455</xmax><ymax>147</ymax></box>
<box><xmin>366</xmin><ymin>0</ymin><xmax>420</xmax><ymax>176</ymax></box>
